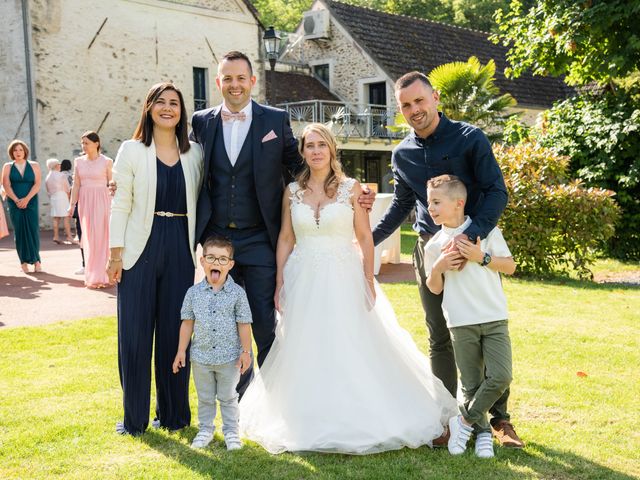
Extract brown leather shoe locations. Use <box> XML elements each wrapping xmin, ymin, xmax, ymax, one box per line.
<box><xmin>432</xmin><ymin>425</ymin><xmax>450</xmax><ymax>448</ymax></box>
<box><xmin>491</xmin><ymin>420</ymin><xmax>525</xmax><ymax>448</ymax></box>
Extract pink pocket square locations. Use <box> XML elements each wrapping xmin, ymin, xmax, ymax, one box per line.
<box><xmin>262</xmin><ymin>130</ymin><xmax>278</xmax><ymax>143</ymax></box>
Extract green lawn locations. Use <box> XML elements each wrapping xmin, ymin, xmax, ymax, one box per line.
<box><xmin>1</xmin><ymin>271</ymin><xmax>638</xmax><ymax>479</ymax></box>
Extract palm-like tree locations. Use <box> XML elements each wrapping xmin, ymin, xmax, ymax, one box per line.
<box><xmin>428</xmin><ymin>56</ymin><xmax>518</xmax><ymax>140</ymax></box>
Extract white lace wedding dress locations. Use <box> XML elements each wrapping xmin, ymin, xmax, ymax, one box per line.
<box><xmin>239</xmin><ymin>178</ymin><xmax>458</xmax><ymax>454</ymax></box>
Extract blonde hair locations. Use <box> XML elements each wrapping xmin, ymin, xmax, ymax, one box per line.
<box><xmin>296</xmin><ymin>123</ymin><xmax>344</xmax><ymax>198</ymax></box>
<box><xmin>427</xmin><ymin>174</ymin><xmax>467</xmax><ymax>201</ymax></box>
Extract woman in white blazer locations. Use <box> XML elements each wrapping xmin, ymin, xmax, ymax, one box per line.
<box><xmin>108</xmin><ymin>82</ymin><xmax>203</xmax><ymax>436</ymax></box>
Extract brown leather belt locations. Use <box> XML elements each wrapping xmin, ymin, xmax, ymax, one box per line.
<box><xmin>154</xmin><ymin>211</ymin><xmax>187</xmax><ymax>217</ymax></box>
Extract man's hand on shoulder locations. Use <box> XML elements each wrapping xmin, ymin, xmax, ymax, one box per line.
<box><xmin>456</xmin><ymin>237</ymin><xmax>483</xmax><ymax>264</ymax></box>
<box><xmin>358</xmin><ymin>185</ymin><xmax>376</xmax><ymax>211</ymax></box>
<box><xmin>443</xmin><ymin>233</ymin><xmax>469</xmax><ymax>270</ymax></box>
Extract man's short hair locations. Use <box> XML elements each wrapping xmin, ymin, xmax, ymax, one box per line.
<box><xmin>394</xmin><ymin>71</ymin><xmax>433</xmax><ymax>92</ymax></box>
<box><xmin>427</xmin><ymin>174</ymin><xmax>467</xmax><ymax>201</ymax></box>
<box><xmin>220</xmin><ymin>51</ymin><xmax>253</xmax><ymax>75</ymax></box>
<box><xmin>202</xmin><ymin>234</ymin><xmax>234</xmax><ymax>257</ymax></box>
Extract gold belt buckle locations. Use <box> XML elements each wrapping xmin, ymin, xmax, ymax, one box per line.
<box><xmin>155</xmin><ymin>211</ymin><xmax>186</xmax><ymax>217</ymax></box>
<box><xmin>228</xmin><ymin>222</ymin><xmax>237</xmax><ymax>228</ymax></box>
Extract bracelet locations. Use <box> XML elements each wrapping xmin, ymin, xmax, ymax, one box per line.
<box><xmin>108</xmin><ymin>258</ymin><xmax>122</xmax><ymax>263</ymax></box>
<box><xmin>241</xmin><ymin>350</ymin><xmax>250</xmax><ymax>354</ymax></box>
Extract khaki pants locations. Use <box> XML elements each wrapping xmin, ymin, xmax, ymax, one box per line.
<box><xmin>450</xmin><ymin>320</ymin><xmax>512</xmax><ymax>433</ymax></box>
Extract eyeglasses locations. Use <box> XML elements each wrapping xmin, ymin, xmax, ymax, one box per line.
<box><xmin>203</xmin><ymin>255</ymin><xmax>232</xmax><ymax>265</ymax></box>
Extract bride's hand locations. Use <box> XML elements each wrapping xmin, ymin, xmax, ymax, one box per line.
<box><xmin>366</xmin><ymin>277</ymin><xmax>376</xmax><ymax>307</ymax></box>
<box><xmin>274</xmin><ymin>282</ymin><xmax>283</xmax><ymax>314</ymax></box>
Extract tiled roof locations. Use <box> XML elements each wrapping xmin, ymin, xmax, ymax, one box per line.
<box><xmin>326</xmin><ymin>0</ymin><xmax>573</xmax><ymax>108</ymax></box>
<box><xmin>266</xmin><ymin>70</ymin><xmax>340</xmax><ymax>105</ymax></box>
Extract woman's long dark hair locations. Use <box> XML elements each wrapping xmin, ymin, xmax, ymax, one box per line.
<box><xmin>133</xmin><ymin>82</ymin><xmax>190</xmax><ymax>153</ymax></box>
<box><xmin>81</xmin><ymin>130</ymin><xmax>101</xmax><ymax>152</ymax></box>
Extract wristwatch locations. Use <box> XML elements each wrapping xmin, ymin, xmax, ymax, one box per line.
<box><xmin>481</xmin><ymin>252</ymin><xmax>492</xmax><ymax>267</ymax></box>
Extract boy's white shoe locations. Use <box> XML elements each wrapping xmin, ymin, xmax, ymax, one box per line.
<box><xmin>448</xmin><ymin>415</ymin><xmax>473</xmax><ymax>455</ymax></box>
<box><xmin>191</xmin><ymin>430</ymin><xmax>214</xmax><ymax>449</ymax></box>
<box><xmin>225</xmin><ymin>437</ymin><xmax>243</xmax><ymax>451</ymax></box>
<box><xmin>474</xmin><ymin>432</ymin><xmax>495</xmax><ymax>458</ymax></box>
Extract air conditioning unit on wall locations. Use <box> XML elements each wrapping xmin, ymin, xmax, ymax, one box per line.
<box><xmin>302</xmin><ymin>9</ymin><xmax>330</xmax><ymax>40</ymax></box>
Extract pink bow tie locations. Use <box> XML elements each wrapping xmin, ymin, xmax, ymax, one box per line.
<box><xmin>221</xmin><ymin>111</ymin><xmax>247</xmax><ymax>123</ymax></box>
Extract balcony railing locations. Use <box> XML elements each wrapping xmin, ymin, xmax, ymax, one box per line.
<box><xmin>277</xmin><ymin>100</ymin><xmax>408</xmax><ymax>140</ymax></box>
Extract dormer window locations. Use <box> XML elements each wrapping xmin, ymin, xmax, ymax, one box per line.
<box><xmin>313</xmin><ymin>64</ymin><xmax>330</xmax><ymax>87</ymax></box>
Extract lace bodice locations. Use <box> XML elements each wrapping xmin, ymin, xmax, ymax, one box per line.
<box><xmin>76</xmin><ymin>155</ymin><xmax>110</xmax><ymax>188</ymax></box>
<box><xmin>288</xmin><ymin>178</ymin><xmax>356</xmax><ymax>250</ymax></box>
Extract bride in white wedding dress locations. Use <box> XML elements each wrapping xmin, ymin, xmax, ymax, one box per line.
<box><xmin>239</xmin><ymin>123</ymin><xmax>457</xmax><ymax>454</ymax></box>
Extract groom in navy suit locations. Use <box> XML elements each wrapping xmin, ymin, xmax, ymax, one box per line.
<box><xmin>190</xmin><ymin>51</ymin><xmax>302</xmax><ymax>395</ymax></box>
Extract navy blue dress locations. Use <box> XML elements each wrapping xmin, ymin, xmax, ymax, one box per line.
<box><xmin>117</xmin><ymin>159</ymin><xmax>193</xmax><ymax>435</ymax></box>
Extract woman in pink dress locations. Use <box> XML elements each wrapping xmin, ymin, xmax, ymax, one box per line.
<box><xmin>68</xmin><ymin>131</ymin><xmax>113</xmax><ymax>288</ymax></box>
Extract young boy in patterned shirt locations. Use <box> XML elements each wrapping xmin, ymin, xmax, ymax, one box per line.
<box><xmin>172</xmin><ymin>234</ymin><xmax>253</xmax><ymax>450</ymax></box>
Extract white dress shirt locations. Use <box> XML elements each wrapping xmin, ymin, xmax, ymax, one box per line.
<box><xmin>221</xmin><ymin>102</ymin><xmax>253</xmax><ymax>166</ymax></box>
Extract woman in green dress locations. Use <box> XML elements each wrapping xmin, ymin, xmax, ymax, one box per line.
<box><xmin>2</xmin><ymin>140</ymin><xmax>42</xmax><ymax>273</ymax></box>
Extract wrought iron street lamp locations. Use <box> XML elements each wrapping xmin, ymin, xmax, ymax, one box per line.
<box><xmin>263</xmin><ymin>26</ymin><xmax>281</xmax><ymax>71</ymax></box>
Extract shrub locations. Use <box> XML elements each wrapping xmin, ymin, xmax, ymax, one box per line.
<box><xmin>495</xmin><ymin>141</ymin><xmax>620</xmax><ymax>278</ymax></box>
<box><xmin>428</xmin><ymin>56</ymin><xmax>518</xmax><ymax>142</ymax></box>
<box><xmin>501</xmin><ymin>116</ymin><xmax>531</xmax><ymax>146</ymax></box>
<box><xmin>537</xmin><ymin>81</ymin><xmax>640</xmax><ymax>259</ymax></box>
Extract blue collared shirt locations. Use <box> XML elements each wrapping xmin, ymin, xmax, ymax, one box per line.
<box><xmin>180</xmin><ymin>276</ymin><xmax>252</xmax><ymax>366</ymax></box>
<box><xmin>372</xmin><ymin>113</ymin><xmax>508</xmax><ymax>243</ymax></box>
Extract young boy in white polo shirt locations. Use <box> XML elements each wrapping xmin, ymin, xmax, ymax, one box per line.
<box><xmin>424</xmin><ymin>174</ymin><xmax>516</xmax><ymax>459</ymax></box>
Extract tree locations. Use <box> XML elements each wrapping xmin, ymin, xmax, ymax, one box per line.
<box><xmin>493</xmin><ymin>0</ymin><xmax>640</xmax><ymax>86</ymax></box>
<box><xmin>250</xmin><ymin>0</ymin><xmax>516</xmax><ymax>33</ymax></box>
<box><xmin>537</xmin><ymin>79</ymin><xmax>640</xmax><ymax>259</ymax></box>
<box><xmin>428</xmin><ymin>56</ymin><xmax>517</xmax><ymax>140</ymax></box>
<box><xmin>442</xmin><ymin>0</ymin><xmax>533</xmax><ymax>32</ymax></box>
<box><xmin>250</xmin><ymin>0</ymin><xmax>313</xmax><ymax>32</ymax></box>
<box><xmin>371</xmin><ymin>0</ymin><xmax>454</xmax><ymax>24</ymax></box>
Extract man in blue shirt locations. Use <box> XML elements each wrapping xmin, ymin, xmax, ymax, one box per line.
<box><xmin>372</xmin><ymin>71</ymin><xmax>523</xmax><ymax>448</ymax></box>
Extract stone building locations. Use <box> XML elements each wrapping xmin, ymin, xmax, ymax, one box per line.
<box><xmin>273</xmin><ymin>0</ymin><xmax>573</xmax><ymax>189</ymax></box>
<box><xmin>1</xmin><ymin>0</ymin><xmax>263</xmax><ymax>226</ymax></box>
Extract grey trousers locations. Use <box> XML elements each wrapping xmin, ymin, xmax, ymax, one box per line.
<box><xmin>450</xmin><ymin>320</ymin><xmax>513</xmax><ymax>433</ymax></box>
<box><xmin>191</xmin><ymin>360</ymin><xmax>241</xmax><ymax>440</ymax></box>
<box><xmin>415</xmin><ymin>235</ymin><xmax>511</xmax><ymax>426</ymax></box>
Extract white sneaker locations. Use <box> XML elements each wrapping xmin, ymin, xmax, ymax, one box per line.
<box><xmin>74</xmin><ymin>267</ymin><xmax>85</xmax><ymax>275</ymax></box>
<box><xmin>448</xmin><ymin>415</ymin><xmax>473</xmax><ymax>455</ymax></box>
<box><xmin>191</xmin><ymin>430</ymin><xmax>214</xmax><ymax>449</ymax></box>
<box><xmin>151</xmin><ymin>418</ymin><xmax>161</xmax><ymax>429</ymax></box>
<box><xmin>226</xmin><ymin>438</ymin><xmax>242</xmax><ymax>451</ymax></box>
<box><xmin>475</xmin><ymin>432</ymin><xmax>495</xmax><ymax>458</ymax></box>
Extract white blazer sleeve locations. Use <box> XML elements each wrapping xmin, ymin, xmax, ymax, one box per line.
<box><xmin>109</xmin><ymin>141</ymin><xmax>136</xmax><ymax>248</ymax></box>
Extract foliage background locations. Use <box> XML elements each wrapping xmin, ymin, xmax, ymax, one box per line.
<box><xmin>495</xmin><ymin>142</ymin><xmax>620</xmax><ymax>277</ymax></box>
<box><xmin>428</xmin><ymin>56</ymin><xmax>517</xmax><ymax>141</ymax></box>
<box><xmin>538</xmin><ymin>81</ymin><xmax>640</xmax><ymax>259</ymax></box>
<box><xmin>250</xmin><ymin>0</ymin><xmax>529</xmax><ymax>33</ymax></box>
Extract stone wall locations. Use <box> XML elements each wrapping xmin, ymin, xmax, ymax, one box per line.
<box><xmin>288</xmin><ymin>3</ymin><xmax>387</xmax><ymax>105</ymax></box>
<box><xmin>3</xmin><ymin>0</ymin><xmax>262</xmax><ymax>226</ymax></box>
<box><xmin>0</xmin><ymin>0</ymin><xmax>33</xmax><ymax>156</ymax></box>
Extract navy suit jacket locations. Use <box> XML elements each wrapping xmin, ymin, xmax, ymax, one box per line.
<box><xmin>190</xmin><ymin>100</ymin><xmax>302</xmax><ymax>248</ymax></box>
